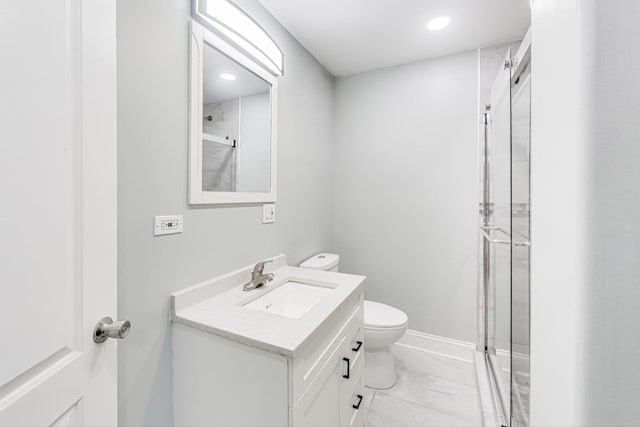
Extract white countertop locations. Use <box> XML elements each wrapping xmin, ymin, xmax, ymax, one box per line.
<box><xmin>171</xmin><ymin>254</ymin><xmax>365</xmax><ymax>357</ymax></box>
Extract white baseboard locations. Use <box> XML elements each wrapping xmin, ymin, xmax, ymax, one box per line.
<box><xmin>395</xmin><ymin>329</ymin><xmax>476</xmax><ymax>363</ymax></box>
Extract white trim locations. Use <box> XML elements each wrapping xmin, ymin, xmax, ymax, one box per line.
<box><xmin>80</xmin><ymin>0</ymin><xmax>119</xmax><ymax>422</ymax></box>
<box><xmin>395</xmin><ymin>330</ymin><xmax>476</xmax><ymax>363</ymax></box>
<box><xmin>188</xmin><ymin>21</ymin><xmax>278</xmax><ymax>205</ymax></box>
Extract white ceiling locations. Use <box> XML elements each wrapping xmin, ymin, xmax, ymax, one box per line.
<box><xmin>258</xmin><ymin>0</ymin><xmax>530</xmax><ymax>77</ymax></box>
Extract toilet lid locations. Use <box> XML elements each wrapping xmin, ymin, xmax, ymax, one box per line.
<box><xmin>364</xmin><ymin>300</ymin><xmax>408</xmax><ymax>329</ymax></box>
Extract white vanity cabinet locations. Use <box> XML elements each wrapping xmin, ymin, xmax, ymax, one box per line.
<box><xmin>171</xmin><ymin>257</ymin><xmax>366</xmax><ymax>427</ymax></box>
<box><xmin>289</xmin><ymin>293</ymin><xmax>364</xmax><ymax>427</ymax></box>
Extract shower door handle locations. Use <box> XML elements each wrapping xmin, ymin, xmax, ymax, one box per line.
<box><xmin>480</xmin><ymin>228</ymin><xmax>511</xmax><ymax>245</ymax></box>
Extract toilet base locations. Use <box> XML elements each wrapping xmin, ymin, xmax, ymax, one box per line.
<box><xmin>364</xmin><ymin>346</ymin><xmax>397</xmax><ymax>390</ymax></box>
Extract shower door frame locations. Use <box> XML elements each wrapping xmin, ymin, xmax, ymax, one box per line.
<box><xmin>477</xmin><ymin>31</ymin><xmax>531</xmax><ymax>427</ymax></box>
<box><xmin>507</xmin><ymin>40</ymin><xmax>532</xmax><ymax>427</ymax></box>
<box><xmin>480</xmin><ymin>47</ymin><xmax>513</xmax><ymax>427</ymax></box>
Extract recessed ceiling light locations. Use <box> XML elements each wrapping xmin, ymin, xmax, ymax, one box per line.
<box><xmin>220</xmin><ymin>73</ymin><xmax>237</xmax><ymax>81</ymax></box>
<box><xmin>426</xmin><ymin>16</ymin><xmax>451</xmax><ymax>31</ymax></box>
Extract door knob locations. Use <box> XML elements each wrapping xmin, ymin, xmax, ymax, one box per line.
<box><xmin>93</xmin><ymin>317</ymin><xmax>131</xmax><ymax>343</ymax></box>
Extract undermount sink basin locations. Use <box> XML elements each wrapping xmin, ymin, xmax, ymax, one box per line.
<box><xmin>243</xmin><ymin>281</ymin><xmax>333</xmax><ymax>319</ymax></box>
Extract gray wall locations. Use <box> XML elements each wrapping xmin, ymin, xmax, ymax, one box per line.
<box><xmin>116</xmin><ymin>0</ymin><xmax>334</xmax><ymax>425</ymax></box>
<box><xmin>531</xmin><ymin>0</ymin><xmax>640</xmax><ymax>424</ymax></box>
<box><xmin>332</xmin><ymin>51</ymin><xmax>479</xmax><ymax>343</ymax></box>
<box><xmin>238</xmin><ymin>92</ymin><xmax>271</xmax><ymax>193</ymax></box>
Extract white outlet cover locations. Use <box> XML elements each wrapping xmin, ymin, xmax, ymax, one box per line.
<box><xmin>262</xmin><ymin>204</ymin><xmax>276</xmax><ymax>224</ymax></box>
<box><xmin>154</xmin><ymin>215</ymin><xmax>184</xmax><ymax>236</ymax></box>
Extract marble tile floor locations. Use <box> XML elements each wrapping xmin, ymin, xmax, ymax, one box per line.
<box><xmin>363</xmin><ymin>345</ymin><xmax>483</xmax><ymax>427</ymax></box>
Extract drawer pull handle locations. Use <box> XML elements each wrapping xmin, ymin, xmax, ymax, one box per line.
<box><xmin>352</xmin><ymin>341</ymin><xmax>363</xmax><ymax>352</ymax></box>
<box><xmin>353</xmin><ymin>394</ymin><xmax>363</xmax><ymax>409</ymax></box>
<box><xmin>342</xmin><ymin>357</ymin><xmax>350</xmax><ymax>379</ymax></box>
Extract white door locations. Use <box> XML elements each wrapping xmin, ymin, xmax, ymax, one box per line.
<box><xmin>0</xmin><ymin>1</ymin><xmax>118</xmax><ymax>426</ymax></box>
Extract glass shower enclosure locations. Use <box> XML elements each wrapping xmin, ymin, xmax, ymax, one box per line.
<box><xmin>478</xmin><ymin>39</ymin><xmax>531</xmax><ymax>427</ymax></box>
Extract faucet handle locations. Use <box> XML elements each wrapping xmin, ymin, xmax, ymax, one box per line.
<box><xmin>254</xmin><ymin>259</ymin><xmax>273</xmax><ymax>274</ymax></box>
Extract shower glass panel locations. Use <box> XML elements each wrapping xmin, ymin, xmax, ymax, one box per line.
<box><xmin>510</xmin><ymin>51</ymin><xmax>531</xmax><ymax>427</ymax></box>
<box><xmin>486</xmin><ymin>49</ymin><xmax>512</xmax><ymax>423</ymax></box>
<box><xmin>479</xmin><ymin>42</ymin><xmax>531</xmax><ymax>427</ymax></box>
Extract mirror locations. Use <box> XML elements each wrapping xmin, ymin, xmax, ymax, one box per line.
<box><xmin>189</xmin><ymin>21</ymin><xmax>278</xmax><ymax>204</ymax></box>
<box><xmin>201</xmin><ymin>44</ymin><xmax>271</xmax><ymax>193</ymax></box>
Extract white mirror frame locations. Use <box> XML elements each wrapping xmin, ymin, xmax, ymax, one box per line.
<box><xmin>189</xmin><ymin>21</ymin><xmax>278</xmax><ymax>205</ymax></box>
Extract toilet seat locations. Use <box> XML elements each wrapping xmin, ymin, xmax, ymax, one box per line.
<box><xmin>364</xmin><ymin>300</ymin><xmax>408</xmax><ymax>330</ymax></box>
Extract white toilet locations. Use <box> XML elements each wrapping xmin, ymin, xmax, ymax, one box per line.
<box><xmin>299</xmin><ymin>253</ymin><xmax>408</xmax><ymax>390</ymax></box>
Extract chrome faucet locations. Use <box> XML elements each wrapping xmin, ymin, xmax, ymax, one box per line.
<box><xmin>243</xmin><ymin>260</ymin><xmax>274</xmax><ymax>291</ymax></box>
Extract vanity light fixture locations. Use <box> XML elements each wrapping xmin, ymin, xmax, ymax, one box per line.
<box><xmin>219</xmin><ymin>73</ymin><xmax>236</xmax><ymax>80</ymax></box>
<box><xmin>192</xmin><ymin>0</ymin><xmax>284</xmax><ymax>76</ymax></box>
<box><xmin>426</xmin><ymin>16</ymin><xmax>451</xmax><ymax>31</ymax></box>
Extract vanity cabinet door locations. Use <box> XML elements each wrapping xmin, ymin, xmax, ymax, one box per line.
<box><xmin>340</xmin><ymin>358</ymin><xmax>365</xmax><ymax>426</ymax></box>
<box><xmin>289</xmin><ymin>293</ymin><xmax>365</xmax><ymax>427</ymax></box>
<box><xmin>291</xmin><ymin>337</ymin><xmax>347</xmax><ymax>426</ymax></box>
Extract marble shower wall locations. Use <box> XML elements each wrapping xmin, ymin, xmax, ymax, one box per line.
<box><xmin>202</xmin><ymin>98</ymin><xmax>239</xmax><ymax>191</ymax></box>
<box><xmin>203</xmin><ymin>98</ymin><xmax>239</xmax><ymax>140</ymax></box>
<box><xmin>202</xmin><ymin>141</ymin><xmax>236</xmax><ymax>192</ymax></box>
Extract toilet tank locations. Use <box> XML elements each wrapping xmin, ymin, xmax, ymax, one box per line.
<box><xmin>299</xmin><ymin>253</ymin><xmax>340</xmax><ymax>272</ymax></box>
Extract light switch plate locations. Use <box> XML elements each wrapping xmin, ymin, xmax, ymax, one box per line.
<box><xmin>154</xmin><ymin>215</ymin><xmax>183</xmax><ymax>236</ymax></box>
<box><xmin>262</xmin><ymin>204</ymin><xmax>276</xmax><ymax>224</ymax></box>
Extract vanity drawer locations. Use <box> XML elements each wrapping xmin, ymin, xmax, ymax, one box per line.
<box><xmin>290</xmin><ymin>289</ymin><xmax>364</xmax><ymax>405</ymax></box>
